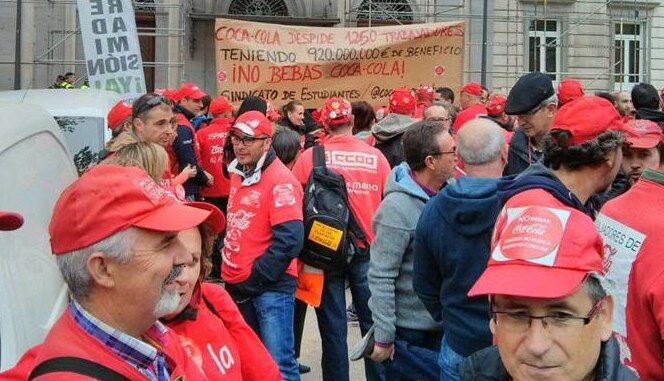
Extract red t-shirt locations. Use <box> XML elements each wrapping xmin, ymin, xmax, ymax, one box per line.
<box><xmin>452</xmin><ymin>103</ymin><xmax>488</xmax><ymax>133</ymax></box>
<box><xmin>291</xmin><ymin>134</ymin><xmax>391</xmax><ymax>243</ymax></box>
<box><xmin>596</xmin><ymin>177</ymin><xmax>664</xmax><ymax>380</ymax></box>
<box><xmin>196</xmin><ymin>118</ymin><xmax>231</xmax><ymax>198</ymax></box>
<box><xmin>222</xmin><ymin>159</ymin><xmax>303</xmax><ymax>283</ymax></box>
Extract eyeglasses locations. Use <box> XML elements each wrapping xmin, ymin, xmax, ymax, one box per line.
<box><xmin>134</xmin><ymin>95</ymin><xmax>172</xmax><ymax>117</ymax></box>
<box><xmin>427</xmin><ymin>117</ymin><xmax>451</xmax><ymax>123</ymax></box>
<box><xmin>490</xmin><ymin>299</ymin><xmax>603</xmax><ymax>334</ymax></box>
<box><xmin>430</xmin><ymin>150</ymin><xmax>456</xmax><ymax>156</ymax></box>
<box><xmin>230</xmin><ymin>133</ymin><xmax>269</xmax><ymax>147</ymax></box>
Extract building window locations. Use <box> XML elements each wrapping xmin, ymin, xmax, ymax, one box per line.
<box><xmin>356</xmin><ymin>0</ymin><xmax>413</xmax><ymax>22</ymax></box>
<box><xmin>528</xmin><ymin>19</ymin><xmax>561</xmax><ymax>82</ymax></box>
<box><xmin>614</xmin><ymin>22</ymin><xmax>644</xmax><ymax>90</ymax></box>
<box><xmin>228</xmin><ymin>0</ymin><xmax>289</xmax><ymax>16</ymax></box>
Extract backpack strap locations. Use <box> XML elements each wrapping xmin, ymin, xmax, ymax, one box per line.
<box><xmin>28</xmin><ymin>357</ymin><xmax>129</xmax><ymax>381</ymax></box>
<box><xmin>313</xmin><ymin>145</ymin><xmax>326</xmax><ymax>169</ymax></box>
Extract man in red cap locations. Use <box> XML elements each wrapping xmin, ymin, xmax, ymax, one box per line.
<box><xmin>371</xmin><ymin>87</ymin><xmax>417</xmax><ymax>168</ymax></box>
<box><xmin>557</xmin><ymin>78</ymin><xmax>584</xmax><ymax>107</ymax></box>
<box><xmin>596</xmin><ymin>125</ymin><xmax>664</xmax><ymax>379</ymax></box>
<box><xmin>414</xmin><ymin>86</ymin><xmax>436</xmax><ymax>119</ymax></box>
<box><xmin>4</xmin><ymin>164</ymin><xmax>222</xmax><ymax>380</ymax></box>
<box><xmin>620</xmin><ymin>119</ymin><xmax>663</xmax><ymax>186</ymax></box>
<box><xmin>460</xmin><ymin>205</ymin><xmax>637</xmax><ymax>380</ymax></box>
<box><xmin>485</xmin><ymin>94</ymin><xmax>515</xmax><ymax>132</ymax></box>
<box><xmin>452</xmin><ymin>82</ymin><xmax>488</xmax><ymax>133</ymax></box>
<box><xmin>292</xmin><ymin>97</ymin><xmax>390</xmax><ymax>381</ymax></box>
<box><xmin>173</xmin><ymin>82</ymin><xmax>212</xmax><ymax>200</ymax></box>
<box><xmin>107</xmin><ymin>100</ymin><xmax>133</xmax><ymax>138</ymax></box>
<box><xmin>221</xmin><ymin>111</ymin><xmax>304</xmax><ymax>381</ymax></box>
<box><xmin>497</xmin><ymin>96</ymin><xmax>625</xmax><ymax>219</ymax></box>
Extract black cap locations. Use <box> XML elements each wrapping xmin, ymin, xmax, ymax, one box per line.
<box><xmin>505</xmin><ymin>72</ymin><xmax>555</xmax><ymax>115</ymax></box>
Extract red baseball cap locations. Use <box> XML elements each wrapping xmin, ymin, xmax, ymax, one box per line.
<box><xmin>552</xmin><ymin>96</ymin><xmax>625</xmax><ymax>145</ymax></box>
<box><xmin>107</xmin><ymin>100</ymin><xmax>133</xmax><ymax>131</ymax></box>
<box><xmin>557</xmin><ymin>79</ymin><xmax>584</xmax><ymax>106</ymax></box>
<box><xmin>0</xmin><ymin>211</ymin><xmax>23</xmax><ymax>231</ymax></box>
<box><xmin>487</xmin><ymin>95</ymin><xmax>507</xmax><ymax>117</ymax></box>
<box><xmin>231</xmin><ymin>110</ymin><xmax>273</xmax><ymax>138</ymax></box>
<box><xmin>155</xmin><ymin>88</ymin><xmax>179</xmax><ymax>102</ymax></box>
<box><xmin>461</xmin><ymin>82</ymin><xmax>483</xmax><ymax>97</ymax></box>
<box><xmin>176</xmin><ymin>82</ymin><xmax>206</xmax><ymax>101</ymax></box>
<box><xmin>624</xmin><ymin>119</ymin><xmax>664</xmax><ymax>149</ymax></box>
<box><xmin>468</xmin><ymin>206</ymin><xmax>604</xmax><ymax>299</ymax></box>
<box><xmin>318</xmin><ymin>97</ymin><xmax>353</xmax><ymax>127</ymax></box>
<box><xmin>416</xmin><ymin>86</ymin><xmax>436</xmax><ymax>102</ymax></box>
<box><xmin>265</xmin><ymin>100</ymin><xmax>281</xmax><ymax>122</ymax></box>
<box><xmin>187</xmin><ymin>201</ymin><xmax>226</xmax><ymax>234</ymax></box>
<box><xmin>389</xmin><ymin>88</ymin><xmax>417</xmax><ymax>115</ymax></box>
<box><xmin>49</xmin><ymin>165</ymin><xmax>219</xmax><ymax>254</ymax></box>
<box><xmin>209</xmin><ymin>96</ymin><xmax>233</xmax><ymax>116</ymax></box>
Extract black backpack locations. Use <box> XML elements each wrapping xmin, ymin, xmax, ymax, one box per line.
<box><xmin>301</xmin><ymin>146</ymin><xmax>368</xmax><ymax>272</ymax></box>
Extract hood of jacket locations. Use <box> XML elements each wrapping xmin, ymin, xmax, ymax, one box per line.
<box><xmin>371</xmin><ymin>113</ymin><xmax>415</xmax><ymax>143</ymax></box>
<box><xmin>436</xmin><ymin>176</ymin><xmax>501</xmax><ymax>236</ymax></box>
<box><xmin>635</xmin><ymin>107</ymin><xmax>664</xmax><ymax>123</ymax></box>
<box><xmin>458</xmin><ymin>336</ymin><xmax>638</xmax><ymax>381</ymax></box>
<box><xmin>496</xmin><ymin>162</ymin><xmax>592</xmax><ymax>217</ymax></box>
<box><xmin>384</xmin><ymin>162</ymin><xmax>430</xmax><ymax>202</ymax></box>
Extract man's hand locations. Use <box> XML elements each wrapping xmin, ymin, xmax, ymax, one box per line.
<box><xmin>369</xmin><ymin>343</ymin><xmax>394</xmax><ymax>363</ymax></box>
<box><xmin>204</xmin><ymin>170</ymin><xmax>214</xmax><ymax>185</ymax></box>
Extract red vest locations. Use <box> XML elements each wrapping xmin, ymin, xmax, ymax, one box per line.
<box><xmin>5</xmin><ymin>309</ymin><xmax>206</xmax><ymax>380</ymax></box>
<box><xmin>196</xmin><ymin>118</ymin><xmax>231</xmax><ymax>198</ymax></box>
<box><xmin>165</xmin><ymin>283</ymin><xmax>282</xmax><ymax>381</ymax></box>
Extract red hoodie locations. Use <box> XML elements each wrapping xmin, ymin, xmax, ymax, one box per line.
<box><xmin>165</xmin><ymin>283</ymin><xmax>282</xmax><ymax>381</ymax></box>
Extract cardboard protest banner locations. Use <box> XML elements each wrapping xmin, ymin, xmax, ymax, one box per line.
<box><xmin>214</xmin><ymin>18</ymin><xmax>465</xmax><ymax>109</ymax></box>
<box><xmin>77</xmin><ymin>0</ymin><xmax>146</xmax><ymax>99</ymax></box>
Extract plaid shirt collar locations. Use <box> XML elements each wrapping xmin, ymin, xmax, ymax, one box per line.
<box><xmin>70</xmin><ymin>300</ymin><xmax>170</xmax><ymax>380</ymax></box>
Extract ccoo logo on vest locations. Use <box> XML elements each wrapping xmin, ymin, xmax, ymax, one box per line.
<box><xmin>76</xmin><ymin>0</ymin><xmax>146</xmax><ymax>99</ymax></box>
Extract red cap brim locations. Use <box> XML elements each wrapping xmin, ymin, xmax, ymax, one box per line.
<box><xmin>468</xmin><ymin>263</ymin><xmax>587</xmax><ymax>299</ymax></box>
<box><xmin>0</xmin><ymin>212</ymin><xmax>24</xmax><ymax>231</ymax></box>
<box><xmin>190</xmin><ymin>90</ymin><xmax>207</xmax><ymax>100</ymax></box>
<box><xmin>133</xmin><ymin>203</ymin><xmax>211</xmax><ymax>232</ymax></box>
<box><xmin>186</xmin><ymin>201</ymin><xmax>226</xmax><ymax>234</ymax></box>
<box><xmin>625</xmin><ymin>135</ymin><xmax>661</xmax><ymax>149</ymax></box>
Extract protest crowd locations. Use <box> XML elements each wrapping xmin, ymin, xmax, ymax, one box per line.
<box><xmin>4</xmin><ymin>70</ymin><xmax>664</xmax><ymax>381</ymax></box>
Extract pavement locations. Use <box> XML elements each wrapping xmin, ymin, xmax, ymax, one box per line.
<box><xmin>299</xmin><ymin>290</ymin><xmax>366</xmax><ymax>380</ymax></box>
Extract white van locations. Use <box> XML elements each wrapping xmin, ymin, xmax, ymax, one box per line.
<box><xmin>0</xmin><ymin>102</ymin><xmax>76</xmax><ymax>370</ymax></box>
<box><xmin>0</xmin><ymin>89</ymin><xmax>120</xmax><ymax>174</ymax></box>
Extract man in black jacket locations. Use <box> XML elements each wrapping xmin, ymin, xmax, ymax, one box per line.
<box><xmin>460</xmin><ymin>206</ymin><xmax>638</xmax><ymax>381</ymax></box>
<box><xmin>503</xmin><ymin>72</ymin><xmax>558</xmax><ymax>176</ymax></box>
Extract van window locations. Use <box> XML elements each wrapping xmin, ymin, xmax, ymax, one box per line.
<box><xmin>54</xmin><ymin>116</ymin><xmax>105</xmax><ymax>174</ymax></box>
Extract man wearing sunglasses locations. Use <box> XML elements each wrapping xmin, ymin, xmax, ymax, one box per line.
<box><xmin>460</xmin><ymin>205</ymin><xmax>637</xmax><ymax>381</ymax></box>
<box><xmin>221</xmin><ymin>111</ymin><xmax>304</xmax><ymax>381</ymax></box>
<box><xmin>503</xmin><ymin>72</ymin><xmax>558</xmax><ymax>176</ymax></box>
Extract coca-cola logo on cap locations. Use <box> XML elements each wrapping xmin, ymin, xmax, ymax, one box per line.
<box><xmin>493</xmin><ymin>206</ymin><xmax>570</xmax><ymax>266</ymax></box>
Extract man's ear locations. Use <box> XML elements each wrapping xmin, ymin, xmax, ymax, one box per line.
<box><xmin>132</xmin><ymin>117</ymin><xmax>143</xmax><ymax>134</ymax></box>
<box><xmin>86</xmin><ymin>252</ymin><xmax>117</xmax><ymax>289</ymax></box>
<box><xmin>605</xmin><ymin>148</ymin><xmax>621</xmax><ymax>170</ymax></box>
<box><xmin>598</xmin><ymin>296</ymin><xmax>614</xmax><ymax>341</ymax></box>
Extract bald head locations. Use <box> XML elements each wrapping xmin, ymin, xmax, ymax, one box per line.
<box><xmin>457</xmin><ymin>119</ymin><xmax>506</xmax><ymax>166</ymax></box>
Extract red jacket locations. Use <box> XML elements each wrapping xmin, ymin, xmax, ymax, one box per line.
<box><xmin>165</xmin><ymin>283</ymin><xmax>282</xmax><ymax>380</ymax></box>
<box><xmin>196</xmin><ymin>118</ymin><xmax>231</xmax><ymax>198</ymax></box>
<box><xmin>0</xmin><ymin>308</ymin><xmax>206</xmax><ymax>380</ymax></box>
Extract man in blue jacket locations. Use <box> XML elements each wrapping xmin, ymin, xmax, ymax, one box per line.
<box><xmin>173</xmin><ymin>82</ymin><xmax>212</xmax><ymax>200</ymax></box>
<box><xmin>413</xmin><ymin>118</ymin><xmax>508</xmax><ymax>381</ymax></box>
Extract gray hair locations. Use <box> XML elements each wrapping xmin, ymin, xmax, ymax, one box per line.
<box><xmin>539</xmin><ymin>93</ymin><xmax>559</xmax><ymax>108</ymax></box>
<box><xmin>456</xmin><ymin>119</ymin><xmax>506</xmax><ymax>165</ymax></box>
<box><xmin>584</xmin><ymin>275</ymin><xmax>607</xmax><ymax>303</ymax></box>
<box><xmin>56</xmin><ymin>228</ymin><xmax>137</xmax><ymax>300</ymax></box>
